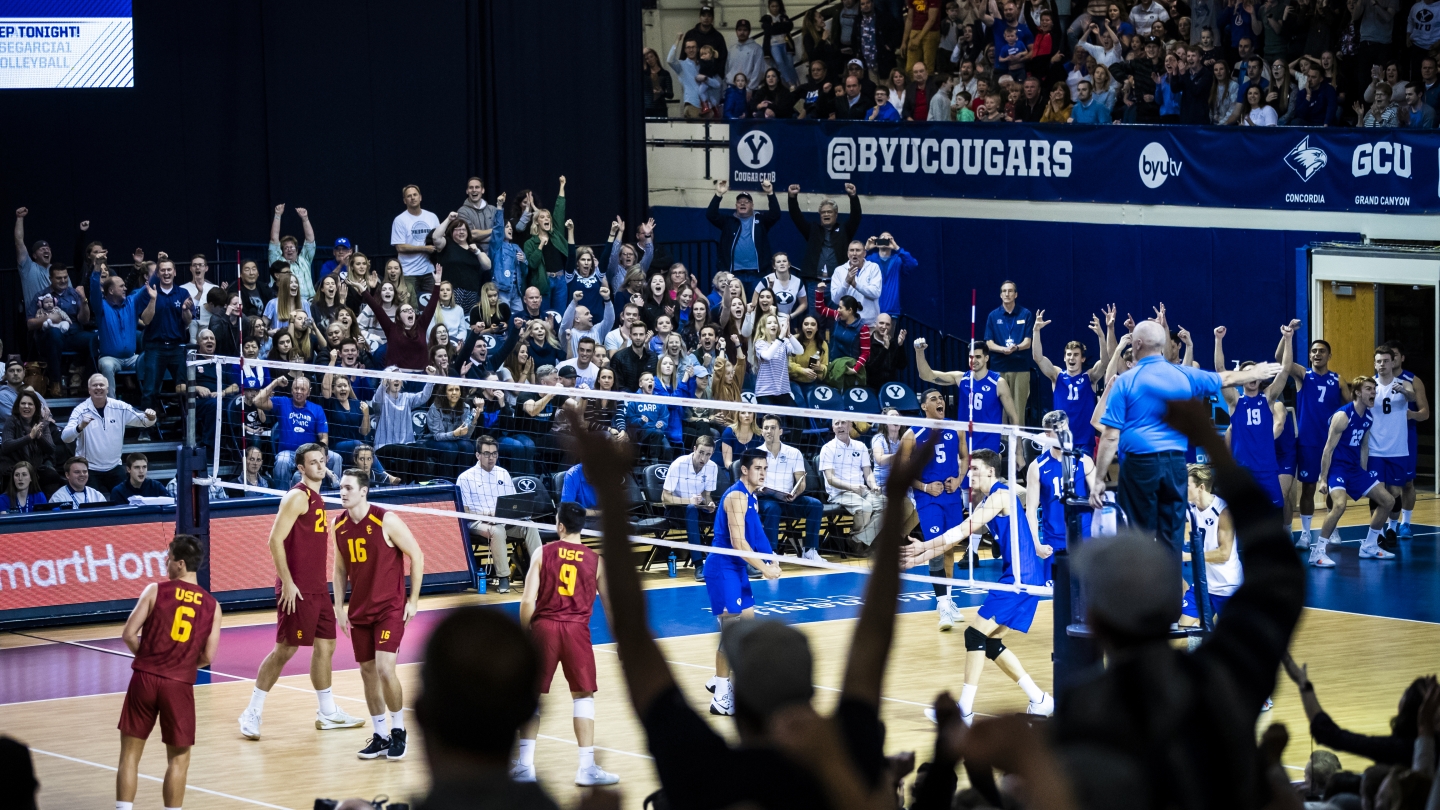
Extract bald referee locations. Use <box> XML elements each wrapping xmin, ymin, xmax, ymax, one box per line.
<box><xmin>1090</xmin><ymin>320</ymin><xmax>1282</xmax><ymax>563</ymax></box>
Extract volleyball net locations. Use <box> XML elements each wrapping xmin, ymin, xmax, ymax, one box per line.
<box><xmin>183</xmin><ymin>354</ymin><xmax>1074</xmax><ymax>596</ymax></box>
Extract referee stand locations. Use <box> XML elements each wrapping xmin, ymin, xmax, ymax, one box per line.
<box><xmin>1051</xmin><ymin>425</ymin><xmax>1215</xmax><ymax>702</ymax></box>
<box><xmin>175</xmin><ymin>349</ymin><xmax>213</xmax><ymax>593</ymax></box>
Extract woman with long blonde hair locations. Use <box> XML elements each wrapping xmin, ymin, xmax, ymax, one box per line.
<box><xmin>263</xmin><ymin>269</ymin><xmax>310</xmax><ymax>334</ymax></box>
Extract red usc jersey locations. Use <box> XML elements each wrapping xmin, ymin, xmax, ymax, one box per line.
<box><xmin>334</xmin><ymin>505</ymin><xmax>406</xmax><ymax>623</ymax></box>
<box><xmin>282</xmin><ymin>483</ymin><xmax>331</xmax><ymax>594</ymax></box>
<box><xmin>534</xmin><ymin>540</ymin><xmax>599</xmax><ymax>624</ymax></box>
<box><xmin>133</xmin><ymin>581</ymin><xmax>217</xmax><ymax>683</ymax></box>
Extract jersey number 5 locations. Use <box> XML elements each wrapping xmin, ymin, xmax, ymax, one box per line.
<box><xmin>557</xmin><ymin>563</ymin><xmax>577</xmax><ymax>596</ymax></box>
<box><xmin>170</xmin><ymin>606</ymin><xmax>195</xmax><ymax>643</ymax></box>
<box><xmin>347</xmin><ymin>537</ymin><xmax>367</xmax><ymax>563</ymax></box>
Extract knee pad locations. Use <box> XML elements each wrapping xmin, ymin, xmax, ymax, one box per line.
<box><xmin>573</xmin><ymin>697</ymin><xmax>595</xmax><ymax>720</ymax></box>
<box><xmin>985</xmin><ymin>638</ymin><xmax>1007</xmax><ymax>661</ymax></box>
<box><xmin>964</xmin><ymin>626</ymin><xmax>988</xmax><ymax>652</ymax></box>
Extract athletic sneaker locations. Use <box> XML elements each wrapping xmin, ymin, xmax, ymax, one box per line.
<box><xmin>575</xmin><ymin>764</ymin><xmax>621</xmax><ymax>786</ymax></box>
<box><xmin>1294</xmin><ymin>529</ymin><xmax>1311</xmax><ymax>550</ymax></box>
<box><xmin>936</xmin><ymin>596</ymin><xmax>955</xmax><ymax>632</ymax></box>
<box><xmin>1308</xmin><ymin>541</ymin><xmax>1336</xmax><ymax>568</ymax></box>
<box><xmin>709</xmin><ymin>692</ymin><xmax>734</xmax><ymax>716</ymax></box>
<box><xmin>1397</xmin><ymin>523</ymin><xmax>1414</xmax><ymax>540</ymax></box>
<box><xmin>1261</xmin><ymin>698</ymin><xmax>1273</xmax><ymax>712</ymax></box>
<box><xmin>497</xmin><ymin>577</ymin><xmax>511</xmax><ymax>594</ymax></box>
<box><xmin>509</xmin><ymin>762</ymin><xmax>537</xmax><ymax>783</ymax></box>
<box><xmin>1027</xmin><ymin>693</ymin><xmax>1056</xmax><ymax>717</ymax></box>
<box><xmin>315</xmin><ymin>708</ymin><xmax>366</xmax><ymax>730</ymax></box>
<box><xmin>705</xmin><ymin>676</ymin><xmax>718</xmax><ymax>693</ymax></box>
<box><xmin>923</xmin><ymin>701</ymin><xmax>959</xmax><ymax>724</ymax></box>
<box><xmin>1380</xmin><ymin>527</ymin><xmax>1399</xmax><ymax>551</ymax></box>
<box><xmin>801</xmin><ymin>548</ymin><xmax>823</xmax><ymax>563</ymax></box>
<box><xmin>238</xmin><ymin>708</ymin><xmax>262</xmax><ymax>740</ymax></box>
<box><xmin>387</xmin><ymin>728</ymin><xmax>407</xmax><ymax>760</ymax></box>
<box><xmin>693</xmin><ymin>565</ymin><xmax>705</xmax><ymax>582</ymax></box>
<box><xmin>1359</xmin><ymin>543</ymin><xmax>1396</xmax><ymax>559</ymax></box>
<box><xmin>358</xmin><ymin>734</ymin><xmax>390</xmax><ymax>760</ymax></box>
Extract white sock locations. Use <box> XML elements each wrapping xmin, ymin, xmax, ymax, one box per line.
<box><xmin>246</xmin><ymin>688</ymin><xmax>267</xmax><ymax>715</ymax></box>
<box><xmin>165</xmin><ymin>807</ymin><xmax>181</xmax><ymax>810</ymax></box>
<box><xmin>518</xmin><ymin>739</ymin><xmax>536</xmax><ymax>767</ymax></box>
<box><xmin>1300</xmin><ymin>515</ymin><xmax>1312</xmax><ymax>533</ymax></box>
<box><xmin>371</xmin><ymin>714</ymin><xmax>387</xmax><ymax>736</ymax></box>
<box><xmin>390</xmin><ymin>710</ymin><xmax>405</xmax><ymax>731</ymax></box>
<box><xmin>579</xmin><ymin>746</ymin><xmax>596</xmax><ymax>769</ymax></box>
<box><xmin>116</xmin><ymin>803</ymin><xmax>134</xmax><ymax>810</ymax></box>
<box><xmin>317</xmin><ymin>688</ymin><xmax>337</xmax><ymax>716</ymax></box>
<box><xmin>1016</xmin><ymin>674</ymin><xmax>1044</xmax><ymax>703</ymax></box>
<box><xmin>1365</xmin><ymin>527</ymin><xmax>1381</xmax><ymax>547</ymax></box>
<box><xmin>938</xmin><ymin>594</ymin><xmax>952</xmax><ymax>608</ymax></box>
<box><xmin>1388</xmin><ymin>518</ymin><xmax>1399</xmax><ymax>530</ymax></box>
<box><xmin>1402</xmin><ymin>509</ymin><xmax>1413</xmax><ymax>525</ymax></box>
<box><xmin>1320</xmin><ymin>535</ymin><xmax>1336</xmax><ymax>548</ymax></box>
<box><xmin>715</xmin><ymin>676</ymin><xmax>732</xmax><ymax>701</ymax></box>
<box><xmin>958</xmin><ymin>683</ymin><xmax>978</xmax><ymax>716</ymax></box>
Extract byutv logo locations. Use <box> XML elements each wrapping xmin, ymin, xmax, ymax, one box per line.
<box><xmin>1138</xmin><ymin>143</ymin><xmax>1183</xmax><ymax>189</ymax></box>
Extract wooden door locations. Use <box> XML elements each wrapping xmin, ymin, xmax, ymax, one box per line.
<box><xmin>1321</xmin><ymin>281</ymin><xmax>1375</xmax><ymax>381</ymax></box>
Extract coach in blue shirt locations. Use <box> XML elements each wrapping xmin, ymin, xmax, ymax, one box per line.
<box><xmin>984</xmin><ymin>281</ymin><xmax>1034</xmax><ymax>426</ymax></box>
<box><xmin>1092</xmin><ymin>320</ymin><xmax>1278</xmax><ymax>562</ymax></box>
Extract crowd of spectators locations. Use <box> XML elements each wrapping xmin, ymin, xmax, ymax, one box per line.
<box><xmin>651</xmin><ymin>0</ymin><xmax>1440</xmax><ymax>126</ymax></box>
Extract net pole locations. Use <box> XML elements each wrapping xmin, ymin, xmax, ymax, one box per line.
<box><xmin>1008</xmin><ymin>430</ymin><xmax>1020</xmax><ymax>591</ymax></box>
<box><xmin>959</xmin><ymin>287</ymin><xmax>984</xmax><ymax>595</ymax></box>
<box><xmin>210</xmin><ymin>357</ymin><xmax>223</xmax><ymax>481</ymax></box>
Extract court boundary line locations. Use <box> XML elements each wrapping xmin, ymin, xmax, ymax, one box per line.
<box><xmin>28</xmin><ymin>747</ymin><xmax>298</xmax><ymax>810</ymax></box>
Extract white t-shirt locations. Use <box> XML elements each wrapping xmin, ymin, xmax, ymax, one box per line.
<box><xmin>1244</xmin><ymin>106</ymin><xmax>1279</xmax><ymax>126</ymax></box>
<box><xmin>1188</xmin><ymin>496</ymin><xmax>1241</xmax><ymax>596</ymax></box>
<box><xmin>1368</xmin><ymin>377</ymin><xmax>1410</xmax><ymax>458</ymax></box>
<box><xmin>1129</xmin><ymin>1</ymin><xmax>1170</xmax><ymax>33</ymax></box>
<box><xmin>664</xmin><ymin>454</ymin><xmax>718</xmax><ymax>500</ymax></box>
<box><xmin>1409</xmin><ymin>0</ymin><xmax>1440</xmax><ymax>48</ymax></box>
<box><xmin>557</xmin><ymin>358</ymin><xmax>599</xmax><ymax>389</ymax></box>
<box><xmin>182</xmin><ymin>281</ymin><xmax>219</xmax><ymax>330</ymax></box>
<box><xmin>391</xmin><ymin>208</ymin><xmax>441</xmax><ymax>277</ymax></box>
<box><xmin>757</xmin><ymin>273</ymin><xmax>806</xmax><ymax>316</ymax></box>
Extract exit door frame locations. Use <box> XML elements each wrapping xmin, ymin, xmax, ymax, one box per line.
<box><xmin>1308</xmin><ymin>247</ymin><xmax>1440</xmax><ymax>494</ymax></box>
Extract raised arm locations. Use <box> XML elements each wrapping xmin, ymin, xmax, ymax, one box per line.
<box><xmin>269</xmin><ymin>203</ymin><xmax>284</xmax><ymax>246</ymax></box>
<box><xmin>913</xmin><ymin>337</ymin><xmax>964</xmax><ymax>386</ymax></box>
<box><xmin>1213</xmin><ymin>326</ymin><xmax>1238</xmax><ymax>410</ymax></box>
<box><xmin>298</xmin><ymin>206</ymin><xmax>315</xmax><ymax>245</ymax></box>
<box><xmin>1265</xmin><ymin>321</ymin><xmax>1297</xmax><ymax>402</ymax></box>
<box><xmin>565</xmin><ymin>407</ymin><xmax>675</xmax><ymax>715</ymax></box>
<box><xmin>1031</xmin><ymin>310</ymin><xmax>1059</xmax><ymax>382</ymax></box>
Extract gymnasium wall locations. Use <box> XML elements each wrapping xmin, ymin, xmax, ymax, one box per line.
<box><xmin>649</xmin><ymin>203</ymin><xmax>1356</xmax><ymax>368</ymax></box>
<box><xmin>0</xmin><ymin>0</ymin><xmax>647</xmax><ymax>261</ymax></box>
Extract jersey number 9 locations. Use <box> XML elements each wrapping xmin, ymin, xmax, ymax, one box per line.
<box><xmin>557</xmin><ymin>563</ymin><xmax>577</xmax><ymax>596</ymax></box>
<box><xmin>170</xmin><ymin>606</ymin><xmax>195</xmax><ymax>643</ymax></box>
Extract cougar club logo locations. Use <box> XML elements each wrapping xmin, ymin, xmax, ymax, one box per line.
<box><xmin>736</xmin><ymin>131</ymin><xmax>774</xmax><ymax>169</ymax></box>
<box><xmin>1137</xmin><ymin>142</ymin><xmax>1182</xmax><ymax>189</ymax></box>
<box><xmin>1285</xmin><ymin>137</ymin><xmax>1328</xmax><ymax>182</ymax></box>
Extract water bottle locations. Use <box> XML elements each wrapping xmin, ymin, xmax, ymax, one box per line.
<box><xmin>667</xmin><ymin>552</ymin><xmax>678</xmax><ymax>578</ymax></box>
<box><xmin>477</xmin><ymin>574</ymin><xmax>488</xmax><ymax>594</ymax></box>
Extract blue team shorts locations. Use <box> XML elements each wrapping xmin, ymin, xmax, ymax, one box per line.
<box><xmin>702</xmin><ymin>558</ymin><xmax>753</xmax><ymax>616</ymax></box>
<box><xmin>977</xmin><ymin>589</ymin><xmax>1041</xmax><ymax>633</ymax></box>
<box><xmin>1251</xmin><ymin>469</ymin><xmax>1285</xmax><ymax>510</ymax></box>
<box><xmin>1367</xmin><ymin>456</ymin><xmax>1407</xmax><ymax>488</ymax></box>
<box><xmin>1296</xmin><ymin>444</ymin><xmax>1325</xmax><ymax>484</ymax></box>
<box><xmin>1406</xmin><ymin>433</ymin><xmax>1418</xmax><ymax>482</ymax></box>
<box><xmin>1180</xmin><ymin>589</ymin><xmax>1232</xmax><ymax>619</ymax></box>
<box><xmin>1329</xmin><ymin>463</ymin><xmax>1381</xmax><ymax>498</ymax></box>
<box><xmin>1275</xmin><ymin>439</ymin><xmax>1297</xmax><ymax>479</ymax></box>
<box><xmin>915</xmin><ymin>489</ymin><xmax>968</xmax><ymax>542</ymax></box>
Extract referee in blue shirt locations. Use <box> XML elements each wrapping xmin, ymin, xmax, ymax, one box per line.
<box><xmin>1091</xmin><ymin>320</ymin><xmax>1280</xmax><ymax>562</ymax></box>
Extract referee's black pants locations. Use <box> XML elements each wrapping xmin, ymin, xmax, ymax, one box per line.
<box><xmin>1117</xmin><ymin>450</ymin><xmax>1188</xmax><ymax>568</ymax></box>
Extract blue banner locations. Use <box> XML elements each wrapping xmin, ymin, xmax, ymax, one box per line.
<box><xmin>729</xmin><ymin>120</ymin><xmax>1439</xmax><ymax>215</ymax></box>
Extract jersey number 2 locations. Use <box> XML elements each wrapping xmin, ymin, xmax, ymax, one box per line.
<box><xmin>170</xmin><ymin>606</ymin><xmax>195</xmax><ymax>643</ymax></box>
<box><xmin>313</xmin><ymin>508</ymin><xmax>327</xmax><ymax>533</ymax></box>
<box><xmin>557</xmin><ymin>563</ymin><xmax>577</xmax><ymax>596</ymax></box>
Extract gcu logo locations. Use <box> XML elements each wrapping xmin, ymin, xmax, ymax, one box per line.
<box><xmin>1352</xmin><ymin>142</ymin><xmax>1412</xmax><ymax>178</ymax></box>
<box><xmin>1138</xmin><ymin>142</ymin><xmax>1182</xmax><ymax>189</ymax></box>
<box><xmin>737</xmin><ymin>131</ymin><xmax>774</xmax><ymax>169</ymax></box>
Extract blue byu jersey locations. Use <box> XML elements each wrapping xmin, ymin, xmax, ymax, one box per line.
<box><xmin>1056</xmin><ymin>370</ymin><xmax>1097</xmax><ymax>449</ymax></box>
<box><xmin>1296</xmin><ymin>369</ymin><xmax>1343</xmax><ymax>446</ymax></box>
<box><xmin>911</xmin><ymin>426</ymin><xmax>961</xmax><ymax>483</ymax></box>
<box><xmin>711</xmin><ymin>481</ymin><xmax>772</xmax><ymax>565</ymax></box>
<box><xmin>960</xmin><ymin>370</ymin><xmax>1004</xmax><ymax>452</ymax></box>
<box><xmin>983</xmin><ymin>481</ymin><xmax>1046</xmax><ymax>587</ymax></box>
<box><xmin>1333</xmin><ymin>403</ymin><xmax>1373</xmax><ymax>470</ymax></box>
<box><xmin>1035</xmin><ymin>452</ymin><xmax>1090</xmax><ymax>546</ymax></box>
<box><xmin>1230</xmin><ymin>393</ymin><xmax>1278</xmax><ymax>472</ymax></box>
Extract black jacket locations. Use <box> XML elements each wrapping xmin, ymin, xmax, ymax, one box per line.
<box><xmin>788</xmin><ymin>192</ymin><xmax>862</xmax><ymax>284</ymax></box>
<box><xmin>1013</xmin><ymin>92</ymin><xmax>1047</xmax><ymax>122</ymax></box>
<box><xmin>902</xmin><ymin>76</ymin><xmax>946</xmax><ymax>120</ymax></box>
<box><xmin>707</xmin><ymin>192</ymin><xmax>781</xmax><ymax>277</ymax></box>
<box><xmin>611</xmin><ymin>345</ymin><xmax>657</xmax><ymax>393</ymax></box>
<box><xmin>1175</xmin><ymin>67</ymin><xmax>1214</xmax><ymax>124</ymax></box>
<box><xmin>836</xmin><ymin>8</ymin><xmax>901</xmax><ymax>79</ymax></box>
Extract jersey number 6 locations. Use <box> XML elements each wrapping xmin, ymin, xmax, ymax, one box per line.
<box><xmin>170</xmin><ymin>606</ymin><xmax>195</xmax><ymax>643</ymax></box>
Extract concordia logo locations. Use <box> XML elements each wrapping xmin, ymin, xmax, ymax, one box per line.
<box><xmin>1285</xmin><ymin>136</ymin><xmax>1328</xmax><ymax>182</ymax></box>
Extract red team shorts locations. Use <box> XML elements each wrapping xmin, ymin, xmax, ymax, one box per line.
<box><xmin>350</xmin><ymin>609</ymin><xmax>406</xmax><ymax>662</ymax></box>
<box><xmin>276</xmin><ymin>592</ymin><xmax>337</xmax><ymax>646</ymax></box>
<box><xmin>533</xmin><ymin>618</ymin><xmax>597</xmax><ymax>693</ymax></box>
<box><xmin>118</xmin><ymin>670</ymin><xmax>197</xmax><ymax>747</ymax></box>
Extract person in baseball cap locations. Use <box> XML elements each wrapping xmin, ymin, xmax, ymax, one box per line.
<box><xmin>720</xmin><ymin>619</ymin><xmax>815</xmax><ymax>724</ymax></box>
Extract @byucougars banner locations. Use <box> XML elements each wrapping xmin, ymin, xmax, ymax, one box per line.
<box><xmin>729</xmin><ymin>120</ymin><xmax>1439</xmax><ymax>215</ymax></box>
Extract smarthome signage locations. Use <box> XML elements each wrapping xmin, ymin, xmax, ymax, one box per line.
<box><xmin>729</xmin><ymin>120</ymin><xmax>1439</xmax><ymax>214</ymax></box>
<box><xmin>0</xmin><ymin>0</ymin><xmax>134</xmax><ymax>88</ymax></box>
